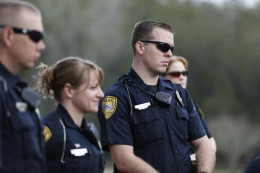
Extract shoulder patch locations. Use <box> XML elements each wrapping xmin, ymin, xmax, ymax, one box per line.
<box><xmin>198</xmin><ymin>107</ymin><xmax>205</xmax><ymax>118</ymax></box>
<box><xmin>43</xmin><ymin>125</ymin><xmax>52</xmax><ymax>142</ymax></box>
<box><xmin>102</xmin><ymin>96</ymin><xmax>117</xmax><ymax>119</ymax></box>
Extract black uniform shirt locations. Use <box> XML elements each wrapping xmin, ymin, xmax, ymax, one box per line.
<box><xmin>0</xmin><ymin>63</ymin><xmax>46</xmax><ymax>173</ymax></box>
<box><xmin>43</xmin><ymin>104</ymin><xmax>103</xmax><ymax>173</ymax></box>
<box><xmin>98</xmin><ymin>68</ymin><xmax>206</xmax><ymax>173</ymax></box>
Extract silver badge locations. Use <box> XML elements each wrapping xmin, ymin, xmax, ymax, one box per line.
<box><xmin>176</xmin><ymin>91</ymin><xmax>184</xmax><ymax>107</ymax></box>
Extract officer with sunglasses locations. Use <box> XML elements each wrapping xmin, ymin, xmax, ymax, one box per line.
<box><xmin>164</xmin><ymin>56</ymin><xmax>217</xmax><ymax>172</ymax></box>
<box><xmin>98</xmin><ymin>20</ymin><xmax>215</xmax><ymax>173</ymax></box>
<box><xmin>0</xmin><ymin>1</ymin><xmax>46</xmax><ymax>172</ymax></box>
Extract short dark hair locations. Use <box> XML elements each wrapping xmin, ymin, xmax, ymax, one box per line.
<box><xmin>130</xmin><ymin>20</ymin><xmax>174</xmax><ymax>55</ymax></box>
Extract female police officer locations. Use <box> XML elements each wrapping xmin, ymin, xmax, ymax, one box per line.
<box><xmin>163</xmin><ymin>56</ymin><xmax>217</xmax><ymax>172</ymax></box>
<box><xmin>36</xmin><ymin>57</ymin><xmax>104</xmax><ymax>173</ymax></box>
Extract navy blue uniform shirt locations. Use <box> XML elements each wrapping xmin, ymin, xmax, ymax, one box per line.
<box><xmin>194</xmin><ymin>103</ymin><xmax>212</xmax><ymax>139</ymax></box>
<box><xmin>0</xmin><ymin>63</ymin><xmax>46</xmax><ymax>173</ymax></box>
<box><xmin>98</xmin><ymin>68</ymin><xmax>206</xmax><ymax>173</ymax></box>
<box><xmin>42</xmin><ymin>104</ymin><xmax>103</xmax><ymax>173</ymax></box>
<box><xmin>244</xmin><ymin>152</ymin><xmax>260</xmax><ymax>173</ymax></box>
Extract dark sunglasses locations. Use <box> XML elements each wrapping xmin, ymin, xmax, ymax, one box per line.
<box><xmin>140</xmin><ymin>40</ymin><xmax>174</xmax><ymax>53</ymax></box>
<box><xmin>167</xmin><ymin>71</ymin><xmax>188</xmax><ymax>78</ymax></box>
<box><xmin>0</xmin><ymin>25</ymin><xmax>44</xmax><ymax>43</ymax></box>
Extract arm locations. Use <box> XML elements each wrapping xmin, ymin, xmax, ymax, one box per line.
<box><xmin>109</xmin><ymin>144</ymin><xmax>159</xmax><ymax>173</ymax></box>
<box><xmin>191</xmin><ymin>136</ymin><xmax>216</xmax><ymax>173</ymax></box>
<box><xmin>209</xmin><ymin>137</ymin><xmax>217</xmax><ymax>153</ymax></box>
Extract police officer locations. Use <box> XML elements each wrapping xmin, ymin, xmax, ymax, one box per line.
<box><xmin>98</xmin><ymin>20</ymin><xmax>216</xmax><ymax>173</ymax></box>
<box><xmin>36</xmin><ymin>57</ymin><xmax>104</xmax><ymax>173</ymax></box>
<box><xmin>164</xmin><ymin>56</ymin><xmax>217</xmax><ymax>172</ymax></box>
<box><xmin>244</xmin><ymin>152</ymin><xmax>260</xmax><ymax>173</ymax></box>
<box><xmin>0</xmin><ymin>1</ymin><xmax>46</xmax><ymax>172</ymax></box>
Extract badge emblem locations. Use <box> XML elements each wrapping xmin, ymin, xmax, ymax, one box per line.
<box><xmin>102</xmin><ymin>96</ymin><xmax>117</xmax><ymax>119</ymax></box>
<box><xmin>176</xmin><ymin>91</ymin><xmax>184</xmax><ymax>107</ymax></box>
<box><xmin>43</xmin><ymin>125</ymin><xmax>52</xmax><ymax>142</ymax></box>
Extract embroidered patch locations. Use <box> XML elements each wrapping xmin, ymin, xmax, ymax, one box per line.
<box><xmin>102</xmin><ymin>96</ymin><xmax>117</xmax><ymax>119</ymax></box>
<box><xmin>43</xmin><ymin>125</ymin><xmax>52</xmax><ymax>142</ymax></box>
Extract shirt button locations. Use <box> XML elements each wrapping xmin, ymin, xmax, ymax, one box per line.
<box><xmin>170</xmin><ymin>130</ymin><xmax>174</xmax><ymax>134</ymax></box>
<box><xmin>146</xmin><ymin>116</ymin><xmax>149</xmax><ymax>120</ymax></box>
<box><xmin>175</xmin><ymin>150</ymin><xmax>178</xmax><ymax>154</ymax></box>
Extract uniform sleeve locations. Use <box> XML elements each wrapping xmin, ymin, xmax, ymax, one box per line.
<box><xmin>182</xmin><ymin>89</ymin><xmax>206</xmax><ymax>141</ymax></box>
<box><xmin>0</xmin><ymin>87</ymin><xmax>5</xmax><ymax>171</ymax></box>
<box><xmin>198</xmin><ymin>112</ymin><xmax>212</xmax><ymax>138</ymax></box>
<box><xmin>98</xmin><ymin>91</ymin><xmax>133</xmax><ymax>151</ymax></box>
<box><xmin>245</xmin><ymin>153</ymin><xmax>260</xmax><ymax>173</ymax></box>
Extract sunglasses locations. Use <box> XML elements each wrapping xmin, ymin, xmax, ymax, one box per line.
<box><xmin>140</xmin><ymin>40</ymin><xmax>174</xmax><ymax>53</ymax></box>
<box><xmin>0</xmin><ymin>25</ymin><xmax>44</xmax><ymax>43</ymax></box>
<box><xmin>167</xmin><ymin>71</ymin><xmax>188</xmax><ymax>78</ymax></box>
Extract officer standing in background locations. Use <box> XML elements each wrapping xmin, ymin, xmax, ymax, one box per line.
<box><xmin>98</xmin><ymin>20</ymin><xmax>215</xmax><ymax>173</ymax></box>
<box><xmin>0</xmin><ymin>1</ymin><xmax>46</xmax><ymax>172</ymax></box>
<box><xmin>244</xmin><ymin>152</ymin><xmax>260</xmax><ymax>173</ymax></box>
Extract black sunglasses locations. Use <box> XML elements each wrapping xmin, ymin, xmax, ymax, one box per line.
<box><xmin>0</xmin><ymin>25</ymin><xmax>44</xmax><ymax>43</ymax></box>
<box><xmin>167</xmin><ymin>71</ymin><xmax>188</xmax><ymax>78</ymax></box>
<box><xmin>140</xmin><ymin>40</ymin><xmax>174</xmax><ymax>53</ymax></box>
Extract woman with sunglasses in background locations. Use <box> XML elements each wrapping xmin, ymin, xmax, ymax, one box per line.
<box><xmin>36</xmin><ymin>57</ymin><xmax>104</xmax><ymax>173</ymax></box>
<box><xmin>163</xmin><ymin>55</ymin><xmax>217</xmax><ymax>172</ymax></box>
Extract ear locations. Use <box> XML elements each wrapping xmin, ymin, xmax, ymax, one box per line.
<box><xmin>63</xmin><ymin>83</ymin><xmax>73</xmax><ymax>99</ymax></box>
<box><xmin>135</xmin><ymin>41</ymin><xmax>145</xmax><ymax>55</ymax></box>
<box><xmin>1</xmin><ymin>27</ymin><xmax>14</xmax><ymax>47</ymax></box>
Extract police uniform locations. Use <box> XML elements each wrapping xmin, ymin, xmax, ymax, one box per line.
<box><xmin>244</xmin><ymin>152</ymin><xmax>260</xmax><ymax>173</ymax></box>
<box><xmin>0</xmin><ymin>63</ymin><xmax>46</xmax><ymax>173</ymax></box>
<box><xmin>193</xmin><ymin>103</ymin><xmax>212</xmax><ymax>139</ymax></box>
<box><xmin>42</xmin><ymin>104</ymin><xmax>104</xmax><ymax>173</ymax></box>
<box><xmin>190</xmin><ymin>103</ymin><xmax>213</xmax><ymax>173</ymax></box>
<box><xmin>98</xmin><ymin>68</ymin><xmax>206</xmax><ymax>173</ymax></box>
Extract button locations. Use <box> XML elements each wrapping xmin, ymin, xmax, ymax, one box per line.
<box><xmin>170</xmin><ymin>130</ymin><xmax>174</xmax><ymax>134</ymax></box>
<box><xmin>146</xmin><ymin>116</ymin><xmax>149</xmax><ymax>120</ymax></box>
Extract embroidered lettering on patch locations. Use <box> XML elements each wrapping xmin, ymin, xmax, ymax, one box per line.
<box><xmin>102</xmin><ymin>96</ymin><xmax>117</xmax><ymax>119</ymax></box>
<box><xmin>43</xmin><ymin>125</ymin><xmax>52</xmax><ymax>142</ymax></box>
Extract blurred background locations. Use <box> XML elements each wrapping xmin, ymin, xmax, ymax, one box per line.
<box><xmin>21</xmin><ymin>0</ymin><xmax>260</xmax><ymax>172</ymax></box>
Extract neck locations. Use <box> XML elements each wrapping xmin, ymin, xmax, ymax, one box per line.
<box><xmin>132</xmin><ymin>61</ymin><xmax>159</xmax><ymax>86</ymax></box>
<box><xmin>61</xmin><ymin>102</ymin><xmax>84</xmax><ymax>127</ymax></box>
<box><xmin>0</xmin><ymin>52</ymin><xmax>21</xmax><ymax>75</ymax></box>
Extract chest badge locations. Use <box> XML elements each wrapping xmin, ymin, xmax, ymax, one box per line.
<box><xmin>102</xmin><ymin>96</ymin><xmax>117</xmax><ymax>119</ymax></box>
<box><xmin>176</xmin><ymin>91</ymin><xmax>184</xmax><ymax>107</ymax></box>
<box><xmin>134</xmin><ymin>102</ymin><xmax>151</xmax><ymax>110</ymax></box>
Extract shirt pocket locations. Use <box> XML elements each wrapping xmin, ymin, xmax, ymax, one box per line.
<box><xmin>6</xmin><ymin>109</ymin><xmax>38</xmax><ymax>157</ymax></box>
<box><xmin>64</xmin><ymin>154</ymin><xmax>92</xmax><ymax>171</ymax></box>
<box><xmin>132</xmin><ymin>108</ymin><xmax>163</xmax><ymax>145</ymax></box>
<box><xmin>175</xmin><ymin>106</ymin><xmax>189</xmax><ymax>140</ymax></box>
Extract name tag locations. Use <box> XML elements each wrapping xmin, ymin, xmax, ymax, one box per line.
<box><xmin>70</xmin><ymin>148</ymin><xmax>88</xmax><ymax>157</ymax></box>
<box><xmin>134</xmin><ymin>102</ymin><xmax>151</xmax><ymax>110</ymax></box>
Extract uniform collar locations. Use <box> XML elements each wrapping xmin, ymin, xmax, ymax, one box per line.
<box><xmin>56</xmin><ymin>104</ymin><xmax>86</xmax><ymax>129</ymax></box>
<box><xmin>0</xmin><ymin>62</ymin><xmax>27</xmax><ymax>89</ymax></box>
<box><xmin>127</xmin><ymin>67</ymin><xmax>174</xmax><ymax>91</ymax></box>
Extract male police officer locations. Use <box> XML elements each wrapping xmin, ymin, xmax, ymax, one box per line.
<box><xmin>98</xmin><ymin>20</ymin><xmax>215</xmax><ymax>173</ymax></box>
<box><xmin>0</xmin><ymin>1</ymin><xmax>46</xmax><ymax>172</ymax></box>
